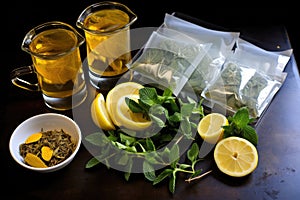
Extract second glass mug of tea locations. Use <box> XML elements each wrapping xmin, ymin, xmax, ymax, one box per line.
<box><xmin>76</xmin><ymin>1</ymin><xmax>137</xmax><ymax>91</ymax></box>
<box><xmin>11</xmin><ymin>21</ymin><xmax>88</xmax><ymax>111</ymax></box>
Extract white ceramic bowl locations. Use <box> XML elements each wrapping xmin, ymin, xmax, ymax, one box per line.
<box><xmin>9</xmin><ymin>113</ymin><xmax>82</xmax><ymax>173</ymax></box>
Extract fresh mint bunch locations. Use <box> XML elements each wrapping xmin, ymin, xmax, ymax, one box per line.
<box><xmin>85</xmin><ymin>86</ymin><xmax>206</xmax><ymax>194</ymax></box>
<box><xmin>222</xmin><ymin>107</ymin><xmax>258</xmax><ymax>145</ymax></box>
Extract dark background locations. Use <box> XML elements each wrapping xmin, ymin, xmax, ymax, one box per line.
<box><xmin>1</xmin><ymin>1</ymin><xmax>300</xmax><ymax>199</ymax></box>
<box><xmin>3</xmin><ymin>1</ymin><xmax>299</xmax><ymax>102</ymax></box>
<box><xmin>2</xmin><ymin>1</ymin><xmax>300</xmax><ymax>75</ymax></box>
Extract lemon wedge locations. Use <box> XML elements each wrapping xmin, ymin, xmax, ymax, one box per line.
<box><xmin>91</xmin><ymin>93</ymin><xmax>116</xmax><ymax>130</ymax></box>
<box><xmin>197</xmin><ymin>113</ymin><xmax>228</xmax><ymax>144</ymax></box>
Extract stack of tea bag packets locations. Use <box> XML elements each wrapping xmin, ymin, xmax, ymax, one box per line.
<box><xmin>127</xmin><ymin>13</ymin><xmax>293</xmax><ymax>119</ymax></box>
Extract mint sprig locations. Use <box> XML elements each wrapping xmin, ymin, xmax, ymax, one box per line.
<box><xmin>144</xmin><ymin>142</ymin><xmax>203</xmax><ymax>194</ymax></box>
<box><xmin>222</xmin><ymin>107</ymin><xmax>258</xmax><ymax>145</ymax></box>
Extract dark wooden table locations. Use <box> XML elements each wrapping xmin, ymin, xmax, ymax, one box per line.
<box><xmin>1</xmin><ymin>1</ymin><xmax>300</xmax><ymax>199</ymax></box>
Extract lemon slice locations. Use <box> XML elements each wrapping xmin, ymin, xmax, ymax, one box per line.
<box><xmin>113</xmin><ymin>94</ymin><xmax>152</xmax><ymax>130</ymax></box>
<box><xmin>197</xmin><ymin>113</ymin><xmax>228</xmax><ymax>144</ymax></box>
<box><xmin>106</xmin><ymin>82</ymin><xmax>144</xmax><ymax>126</ymax></box>
<box><xmin>25</xmin><ymin>132</ymin><xmax>42</xmax><ymax>144</ymax></box>
<box><xmin>91</xmin><ymin>93</ymin><xmax>116</xmax><ymax>130</ymax></box>
<box><xmin>41</xmin><ymin>146</ymin><xmax>53</xmax><ymax>161</ymax></box>
<box><xmin>24</xmin><ymin>153</ymin><xmax>48</xmax><ymax>168</ymax></box>
<box><xmin>214</xmin><ymin>136</ymin><xmax>258</xmax><ymax>177</ymax></box>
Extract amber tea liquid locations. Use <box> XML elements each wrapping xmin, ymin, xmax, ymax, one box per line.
<box><xmin>83</xmin><ymin>9</ymin><xmax>132</xmax><ymax>78</ymax></box>
<box><xmin>29</xmin><ymin>28</ymin><xmax>86</xmax><ymax>109</ymax></box>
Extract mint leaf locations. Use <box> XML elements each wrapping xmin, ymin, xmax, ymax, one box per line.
<box><xmin>139</xmin><ymin>87</ymin><xmax>159</xmax><ymax>105</ymax></box>
<box><xmin>124</xmin><ymin>158</ymin><xmax>133</xmax><ymax>181</ymax></box>
<box><xmin>222</xmin><ymin>125</ymin><xmax>234</xmax><ymax>138</ymax></box>
<box><xmin>125</xmin><ymin>97</ymin><xmax>144</xmax><ymax>113</ymax></box>
<box><xmin>145</xmin><ymin>152</ymin><xmax>160</xmax><ymax>165</ymax></box>
<box><xmin>180</xmin><ymin>102</ymin><xmax>195</xmax><ymax>117</ymax></box>
<box><xmin>143</xmin><ymin>161</ymin><xmax>156</xmax><ymax>181</ymax></box>
<box><xmin>169</xmin><ymin>172</ymin><xmax>176</xmax><ymax>194</ymax></box>
<box><xmin>124</xmin><ymin>172</ymin><xmax>131</xmax><ymax>181</ymax></box>
<box><xmin>232</xmin><ymin>107</ymin><xmax>250</xmax><ymax>128</ymax></box>
<box><xmin>162</xmin><ymin>87</ymin><xmax>173</xmax><ymax>98</ymax></box>
<box><xmin>169</xmin><ymin>144</ymin><xmax>180</xmax><ymax>164</ymax></box>
<box><xmin>153</xmin><ymin>169</ymin><xmax>173</xmax><ymax>185</ymax></box>
<box><xmin>167</xmin><ymin>99</ymin><xmax>180</xmax><ymax>113</ymax></box>
<box><xmin>85</xmin><ymin>132</ymin><xmax>109</xmax><ymax>147</ymax></box>
<box><xmin>180</xmin><ymin>117</ymin><xmax>193</xmax><ymax>139</ymax></box>
<box><xmin>145</xmin><ymin>138</ymin><xmax>156</xmax><ymax>151</ymax></box>
<box><xmin>178</xmin><ymin>164</ymin><xmax>191</xmax><ymax>169</ymax></box>
<box><xmin>120</xmin><ymin>133</ymin><xmax>136</xmax><ymax>146</ymax></box>
<box><xmin>190</xmin><ymin>169</ymin><xmax>203</xmax><ymax>178</ymax></box>
<box><xmin>223</xmin><ymin>107</ymin><xmax>258</xmax><ymax>145</ymax></box>
<box><xmin>168</xmin><ymin>112</ymin><xmax>182</xmax><ymax>124</ymax></box>
<box><xmin>85</xmin><ymin>157</ymin><xmax>101</xmax><ymax>168</ymax></box>
<box><xmin>242</xmin><ymin>125</ymin><xmax>258</xmax><ymax>145</ymax></box>
<box><xmin>149</xmin><ymin>113</ymin><xmax>166</xmax><ymax>128</ymax></box>
<box><xmin>187</xmin><ymin>143</ymin><xmax>199</xmax><ymax>162</ymax></box>
<box><xmin>116</xmin><ymin>152</ymin><xmax>129</xmax><ymax>165</ymax></box>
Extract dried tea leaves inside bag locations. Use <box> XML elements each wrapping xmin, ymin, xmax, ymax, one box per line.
<box><xmin>162</xmin><ymin>13</ymin><xmax>240</xmax><ymax>94</ymax></box>
<box><xmin>127</xmin><ymin>29</ymin><xmax>211</xmax><ymax>95</ymax></box>
<box><xmin>202</xmin><ymin>62</ymin><xmax>283</xmax><ymax>118</ymax></box>
<box><xmin>202</xmin><ymin>37</ymin><xmax>292</xmax><ymax>118</ymax></box>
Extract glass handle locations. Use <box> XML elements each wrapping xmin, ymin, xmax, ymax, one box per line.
<box><xmin>10</xmin><ymin>65</ymin><xmax>40</xmax><ymax>91</ymax></box>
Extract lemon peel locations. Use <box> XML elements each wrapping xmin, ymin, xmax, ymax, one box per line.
<box><xmin>113</xmin><ymin>94</ymin><xmax>152</xmax><ymax>131</ymax></box>
<box><xmin>106</xmin><ymin>82</ymin><xmax>144</xmax><ymax>127</ymax></box>
<box><xmin>25</xmin><ymin>132</ymin><xmax>42</xmax><ymax>144</ymax></box>
<box><xmin>91</xmin><ymin>93</ymin><xmax>116</xmax><ymax>130</ymax></box>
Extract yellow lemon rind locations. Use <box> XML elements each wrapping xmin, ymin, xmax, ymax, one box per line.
<box><xmin>106</xmin><ymin>82</ymin><xmax>144</xmax><ymax>127</ymax></box>
<box><xmin>113</xmin><ymin>94</ymin><xmax>152</xmax><ymax>131</ymax></box>
<box><xmin>91</xmin><ymin>93</ymin><xmax>116</xmax><ymax>131</ymax></box>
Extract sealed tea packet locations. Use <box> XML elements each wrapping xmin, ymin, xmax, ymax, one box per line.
<box><xmin>230</xmin><ymin>38</ymin><xmax>292</xmax><ymax>79</ymax></box>
<box><xmin>162</xmin><ymin>13</ymin><xmax>240</xmax><ymax>95</ymax></box>
<box><xmin>202</xmin><ymin>38</ymin><xmax>293</xmax><ymax>118</ymax></box>
<box><xmin>127</xmin><ymin>27</ymin><xmax>211</xmax><ymax>96</ymax></box>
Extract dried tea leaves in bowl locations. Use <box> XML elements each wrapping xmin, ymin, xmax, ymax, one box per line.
<box><xmin>20</xmin><ymin>129</ymin><xmax>76</xmax><ymax>168</ymax></box>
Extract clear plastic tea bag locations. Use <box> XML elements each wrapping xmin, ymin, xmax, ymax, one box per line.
<box><xmin>127</xmin><ymin>28</ymin><xmax>211</xmax><ymax>95</ymax></box>
<box><xmin>162</xmin><ymin>13</ymin><xmax>240</xmax><ymax>94</ymax></box>
<box><xmin>202</xmin><ymin>38</ymin><xmax>292</xmax><ymax>118</ymax></box>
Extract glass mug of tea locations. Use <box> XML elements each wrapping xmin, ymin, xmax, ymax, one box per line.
<box><xmin>11</xmin><ymin>21</ymin><xmax>87</xmax><ymax>111</ymax></box>
<box><xmin>76</xmin><ymin>1</ymin><xmax>137</xmax><ymax>91</ymax></box>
